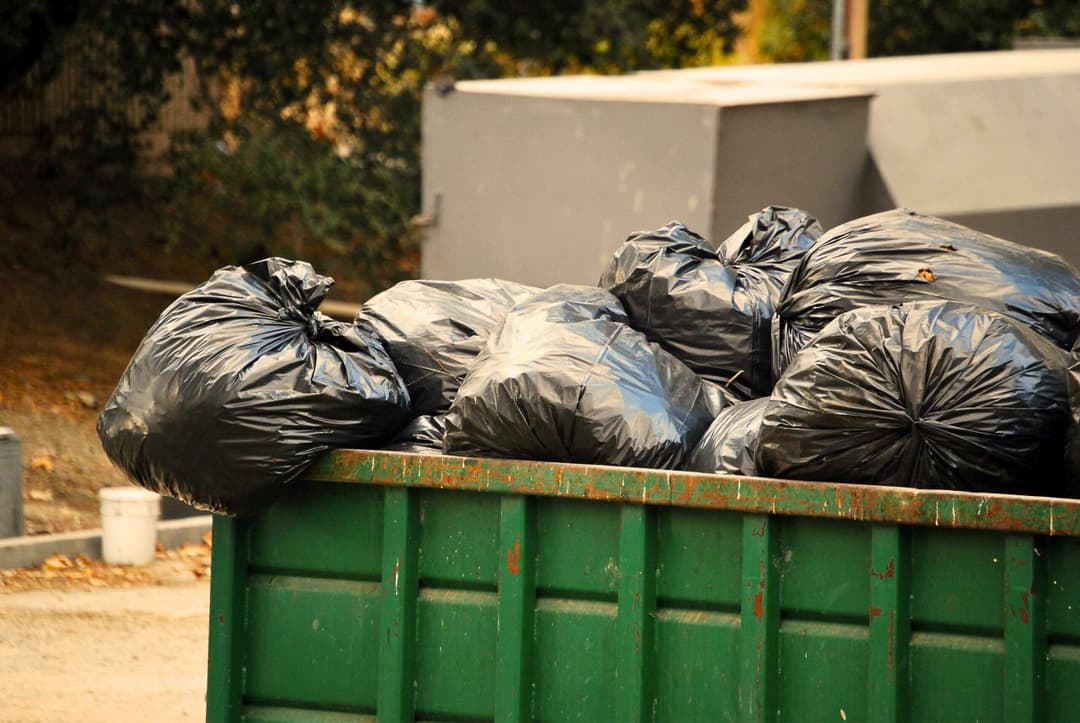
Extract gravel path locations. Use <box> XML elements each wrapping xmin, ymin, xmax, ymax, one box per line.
<box><xmin>0</xmin><ymin>581</ymin><xmax>210</xmax><ymax>722</ymax></box>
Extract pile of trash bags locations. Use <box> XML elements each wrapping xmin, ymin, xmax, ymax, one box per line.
<box><xmin>600</xmin><ymin>208</ymin><xmax>822</xmax><ymax>399</ymax></box>
<box><xmin>99</xmin><ymin>206</ymin><xmax>1080</xmax><ymax>515</ymax></box>
<box><xmin>441</xmin><ymin>285</ymin><xmax>717</xmax><ymax>468</ymax></box>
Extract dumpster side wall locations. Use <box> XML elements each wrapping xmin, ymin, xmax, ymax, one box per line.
<box><xmin>206</xmin><ymin>454</ymin><xmax>1080</xmax><ymax>722</ymax></box>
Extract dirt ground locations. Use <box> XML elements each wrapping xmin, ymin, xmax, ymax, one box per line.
<box><xmin>0</xmin><ymin>257</ymin><xmax>178</xmax><ymax>534</ymax></box>
<box><xmin>0</xmin><ymin>182</ymin><xmax>376</xmax><ymax>534</ymax></box>
<box><xmin>0</xmin><ymin>579</ymin><xmax>210</xmax><ymax>722</ymax></box>
<box><xmin>0</xmin><ymin>178</ymin><xmax>388</xmax><ymax>720</ymax></box>
<box><xmin>0</xmin><ymin>187</ymin><xmax>221</xmax><ymax>721</ymax></box>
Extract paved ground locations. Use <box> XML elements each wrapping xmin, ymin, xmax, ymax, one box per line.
<box><xmin>0</xmin><ymin>580</ymin><xmax>210</xmax><ymax>722</ymax></box>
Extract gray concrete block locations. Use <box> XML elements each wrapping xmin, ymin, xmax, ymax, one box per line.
<box><xmin>0</xmin><ymin>428</ymin><xmax>23</xmax><ymax>539</ymax></box>
<box><xmin>0</xmin><ymin>515</ymin><xmax>213</xmax><ymax>569</ymax></box>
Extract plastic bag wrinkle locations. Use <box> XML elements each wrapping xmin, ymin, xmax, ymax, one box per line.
<box><xmin>773</xmin><ymin>208</ymin><xmax>1080</xmax><ymax>378</ymax></box>
<box><xmin>98</xmin><ymin>258</ymin><xmax>410</xmax><ymax>516</ymax></box>
<box><xmin>444</xmin><ymin>285</ymin><xmax>716</xmax><ymax>469</ymax></box>
<box><xmin>601</xmin><ymin>207</ymin><xmax>821</xmax><ymax>399</ymax></box>
<box><xmin>356</xmin><ymin>278</ymin><xmax>539</xmax><ymax>415</ymax></box>
<box><xmin>757</xmin><ymin>300</ymin><xmax>1071</xmax><ymax>496</ymax></box>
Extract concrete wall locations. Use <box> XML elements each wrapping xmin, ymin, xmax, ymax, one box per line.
<box><xmin>709</xmin><ymin>98</ymin><xmax>869</xmax><ymax>236</ymax></box>
<box><xmin>421</xmin><ymin>91</ymin><xmax>722</xmax><ymax>287</ymax></box>
<box><xmin>421</xmin><ymin>79</ymin><xmax>870</xmax><ymax>286</ymax></box>
<box><xmin>649</xmin><ymin>49</ymin><xmax>1080</xmax><ymax>267</ymax></box>
<box><xmin>422</xmin><ymin>49</ymin><xmax>1080</xmax><ymax>283</ymax></box>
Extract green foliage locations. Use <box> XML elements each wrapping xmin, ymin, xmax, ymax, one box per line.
<box><xmin>5</xmin><ymin>1</ymin><xmax>746</xmax><ymax>290</ymax></box>
<box><xmin>757</xmin><ymin>0</ymin><xmax>1080</xmax><ymax>63</ymax></box>
<box><xmin>4</xmin><ymin>1</ymin><xmax>190</xmax><ymax>177</ymax></box>
<box><xmin>432</xmin><ymin>0</ymin><xmax>747</xmax><ymax>72</ymax></box>
<box><xmin>758</xmin><ymin>0</ymin><xmax>831</xmax><ymax>62</ymax></box>
<box><xmin>1015</xmin><ymin>0</ymin><xmax>1080</xmax><ymax>38</ymax></box>
<box><xmin>164</xmin><ymin>6</ymin><xmax>500</xmax><ymax>292</ymax></box>
<box><xmin>869</xmin><ymin>0</ymin><xmax>1030</xmax><ymax>56</ymax></box>
<box><xmin>167</xmin><ymin>121</ymin><xmax>418</xmax><ymax>291</ymax></box>
<box><xmin>9</xmin><ymin>0</ymin><xmax>1080</xmax><ymax>287</ymax></box>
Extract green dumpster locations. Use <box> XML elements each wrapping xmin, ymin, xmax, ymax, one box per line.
<box><xmin>206</xmin><ymin>450</ymin><xmax>1080</xmax><ymax>722</ymax></box>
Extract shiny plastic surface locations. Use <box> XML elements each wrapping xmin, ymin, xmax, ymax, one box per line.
<box><xmin>443</xmin><ymin>285</ymin><xmax>715</xmax><ymax>469</ymax></box>
<box><xmin>356</xmin><ymin>278</ymin><xmax>538</xmax><ymax>415</ymax></box>
<box><xmin>97</xmin><ymin>258</ymin><xmax>409</xmax><ymax>516</ymax></box>
<box><xmin>773</xmin><ymin>208</ymin><xmax>1080</xmax><ymax>378</ymax></box>
<box><xmin>1066</xmin><ymin>340</ymin><xmax>1080</xmax><ymax>490</ymax></box>
<box><xmin>758</xmin><ymin>301</ymin><xmax>1071</xmax><ymax>495</ymax></box>
<box><xmin>685</xmin><ymin>398</ymin><xmax>768</xmax><ymax>475</ymax></box>
<box><xmin>600</xmin><ymin>207</ymin><xmax>821</xmax><ymax>399</ymax></box>
<box><xmin>383</xmin><ymin>414</ymin><xmax>446</xmax><ymax>455</ymax></box>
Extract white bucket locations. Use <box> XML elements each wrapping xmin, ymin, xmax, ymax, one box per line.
<box><xmin>100</xmin><ymin>487</ymin><xmax>161</xmax><ymax>565</ymax></box>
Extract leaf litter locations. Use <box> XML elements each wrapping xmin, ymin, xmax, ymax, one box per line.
<box><xmin>0</xmin><ymin>532</ymin><xmax>212</xmax><ymax>594</ymax></box>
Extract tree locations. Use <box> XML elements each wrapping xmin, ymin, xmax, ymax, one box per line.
<box><xmin>757</xmin><ymin>0</ymin><xmax>831</xmax><ymax>62</ymax></box>
<box><xmin>755</xmin><ymin>0</ymin><xmax>1080</xmax><ymax>63</ymax></box>
<box><xmin>432</xmin><ymin>0</ymin><xmax>747</xmax><ymax>72</ymax></box>
<box><xmin>2</xmin><ymin>1</ymin><xmax>749</xmax><ymax>290</ymax></box>
<box><xmin>0</xmin><ymin>1</ymin><xmax>78</xmax><ymax>94</ymax></box>
<box><xmin>869</xmin><ymin>0</ymin><xmax>1030</xmax><ymax>56</ymax></box>
<box><xmin>1015</xmin><ymin>0</ymin><xmax>1080</xmax><ymax>38</ymax></box>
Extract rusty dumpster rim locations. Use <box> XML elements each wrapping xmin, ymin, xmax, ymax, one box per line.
<box><xmin>304</xmin><ymin>450</ymin><xmax>1080</xmax><ymax>537</ymax></box>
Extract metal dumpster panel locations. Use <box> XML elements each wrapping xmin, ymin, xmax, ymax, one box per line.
<box><xmin>207</xmin><ymin>451</ymin><xmax>1080</xmax><ymax>722</ymax></box>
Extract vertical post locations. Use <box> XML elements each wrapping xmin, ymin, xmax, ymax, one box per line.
<box><xmin>1004</xmin><ymin>535</ymin><xmax>1047</xmax><ymax>723</ymax></box>
<box><xmin>495</xmin><ymin>495</ymin><xmax>537</xmax><ymax>723</ymax></box>
<box><xmin>615</xmin><ymin>505</ymin><xmax>657</xmax><ymax>723</ymax></box>
<box><xmin>0</xmin><ymin>427</ymin><xmax>23</xmax><ymax>538</ymax></box>
<box><xmin>378</xmin><ymin>487</ymin><xmax>420</xmax><ymax>722</ymax></box>
<box><xmin>847</xmin><ymin>0</ymin><xmax>869</xmax><ymax>59</ymax></box>
<box><xmin>206</xmin><ymin>515</ymin><xmax>251</xmax><ymax>722</ymax></box>
<box><xmin>868</xmin><ymin>524</ymin><xmax>910</xmax><ymax>722</ymax></box>
<box><xmin>739</xmin><ymin>514</ymin><xmax>779</xmax><ymax>723</ymax></box>
<box><xmin>830</xmin><ymin>0</ymin><xmax>848</xmax><ymax>60</ymax></box>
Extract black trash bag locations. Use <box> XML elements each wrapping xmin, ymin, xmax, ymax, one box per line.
<box><xmin>97</xmin><ymin>258</ymin><xmax>411</xmax><ymax>516</ymax></box>
<box><xmin>757</xmin><ymin>301</ymin><xmax>1071</xmax><ymax>495</ymax></box>
<box><xmin>383</xmin><ymin>415</ymin><xmax>446</xmax><ymax>455</ymax></box>
<box><xmin>356</xmin><ymin>278</ymin><xmax>539</xmax><ymax>415</ymax></box>
<box><xmin>443</xmin><ymin>284</ymin><xmax>718</xmax><ymax>469</ymax></box>
<box><xmin>773</xmin><ymin>208</ymin><xmax>1080</xmax><ymax>379</ymax></box>
<box><xmin>599</xmin><ymin>207</ymin><xmax>821</xmax><ymax>400</ymax></box>
<box><xmin>1065</xmin><ymin>340</ymin><xmax>1080</xmax><ymax>492</ymax></box>
<box><xmin>685</xmin><ymin>398</ymin><xmax>769</xmax><ymax>476</ymax></box>
<box><xmin>701</xmin><ymin>379</ymin><xmax>745</xmax><ymax>416</ymax></box>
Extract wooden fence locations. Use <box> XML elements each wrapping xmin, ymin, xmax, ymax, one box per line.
<box><xmin>0</xmin><ymin>52</ymin><xmax>210</xmax><ymax>165</ymax></box>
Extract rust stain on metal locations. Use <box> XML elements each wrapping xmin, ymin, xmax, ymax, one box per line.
<box><xmin>507</xmin><ymin>539</ymin><xmax>521</xmax><ymax>576</ymax></box>
<box><xmin>311</xmin><ymin>451</ymin><xmax>1080</xmax><ymax>537</ymax></box>
<box><xmin>1020</xmin><ymin>591</ymin><xmax>1030</xmax><ymax>625</ymax></box>
<box><xmin>752</xmin><ymin>521</ymin><xmax>767</xmax><ymax>538</ymax></box>
<box><xmin>753</xmin><ymin>591</ymin><xmax>764</xmax><ymax>619</ymax></box>
<box><xmin>581</xmin><ymin>481</ymin><xmax>620</xmax><ymax>502</ymax></box>
<box><xmin>871</xmin><ymin>559</ymin><xmax>895</xmax><ymax>581</ymax></box>
<box><xmin>672</xmin><ymin>478</ymin><xmax>698</xmax><ymax>506</ymax></box>
<box><xmin>393</xmin><ymin>558</ymin><xmax>401</xmax><ymax>595</ymax></box>
<box><xmin>869</xmin><ymin>606</ymin><xmax>882</xmax><ymax>621</ymax></box>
